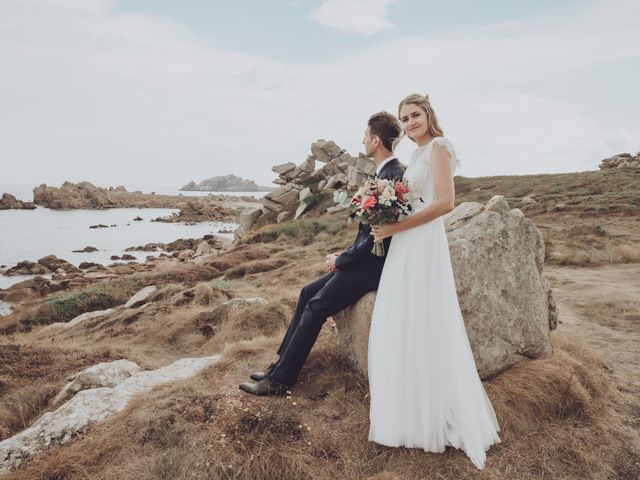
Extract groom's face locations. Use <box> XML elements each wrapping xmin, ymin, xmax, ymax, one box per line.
<box><xmin>363</xmin><ymin>127</ymin><xmax>377</xmax><ymax>157</ymax></box>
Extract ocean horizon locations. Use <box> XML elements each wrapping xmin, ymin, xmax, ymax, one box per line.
<box><xmin>0</xmin><ymin>183</ymin><xmax>267</xmax><ymax>202</ymax></box>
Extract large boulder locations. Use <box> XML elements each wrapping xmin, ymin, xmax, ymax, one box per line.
<box><xmin>37</xmin><ymin>255</ymin><xmax>81</xmax><ymax>274</ymax></box>
<box><xmin>124</xmin><ymin>286</ymin><xmax>158</xmax><ymax>308</ymax></box>
<box><xmin>333</xmin><ymin>196</ymin><xmax>558</xmax><ymax>380</ymax></box>
<box><xmin>50</xmin><ymin>359</ymin><xmax>143</xmax><ymax>407</ymax></box>
<box><xmin>233</xmin><ymin>208</ymin><xmax>263</xmax><ymax>241</ymax></box>
<box><xmin>262</xmin><ymin>184</ymin><xmax>300</xmax><ymax>212</ymax></box>
<box><xmin>310</xmin><ymin>139</ymin><xmax>342</xmax><ymax>163</ymax></box>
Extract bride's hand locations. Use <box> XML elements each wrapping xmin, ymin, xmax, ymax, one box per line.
<box><xmin>371</xmin><ymin>223</ymin><xmax>398</xmax><ymax>241</ymax></box>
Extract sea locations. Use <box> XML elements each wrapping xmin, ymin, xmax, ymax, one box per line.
<box><xmin>0</xmin><ymin>184</ymin><xmax>267</xmax><ymax>315</ymax></box>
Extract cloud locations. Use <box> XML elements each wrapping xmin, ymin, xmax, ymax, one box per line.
<box><xmin>0</xmin><ymin>0</ymin><xmax>637</xmax><ymax>188</ymax></box>
<box><xmin>310</xmin><ymin>0</ymin><xmax>396</xmax><ymax>35</ymax></box>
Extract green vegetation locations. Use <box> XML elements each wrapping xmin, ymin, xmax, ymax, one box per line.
<box><xmin>34</xmin><ymin>290</ymin><xmax>118</xmax><ymax>325</ymax></box>
<box><xmin>246</xmin><ymin>217</ymin><xmax>345</xmax><ymax>245</ymax></box>
<box><xmin>302</xmin><ymin>191</ymin><xmax>329</xmax><ymax>209</ymax></box>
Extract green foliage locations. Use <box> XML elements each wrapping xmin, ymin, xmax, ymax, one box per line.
<box><xmin>246</xmin><ymin>217</ymin><xmax>343</xmax><ymax>245</ymax></box>
<box><xmin>302</xmin><ymin>192</ymin><xmax>327</xmax><ymax>209</ymax></box>
<box><xmin>34</xmin><ymin>290</ymin><xmax>117</xmax><ymax>325</ymax></box>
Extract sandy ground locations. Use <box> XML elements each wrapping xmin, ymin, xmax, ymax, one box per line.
<box><xmin>546</xmin><ymin>263</ymin><xmax>640</xmax><ymax>464</ymax></box>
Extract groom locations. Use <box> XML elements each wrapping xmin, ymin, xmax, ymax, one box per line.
<box><xmin>239</xmin><ymin>111</ymin><xmax>405</xmax><ymax>396</ymax></box>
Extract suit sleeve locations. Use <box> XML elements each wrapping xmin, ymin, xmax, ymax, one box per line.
<box><xmin>335</xmin><ymin>227</ymin><xmax>383</xmax><ymax>270</ymax></box>
<box><xmin>334</xmin><ymin>167</ymin><xmax>402</xmax><ymax>271</ymax></box>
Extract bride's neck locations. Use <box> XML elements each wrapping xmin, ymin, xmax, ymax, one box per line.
<box><xmin>415</xmin><ymin>134</ymin><xmax>434</xmax><ymax>147</ymax></box>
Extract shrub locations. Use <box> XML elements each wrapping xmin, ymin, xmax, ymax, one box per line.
<box><xmin>30</xmin><ymin>290</ymin><xmax>118</xmax><ymax>325</ymax></box>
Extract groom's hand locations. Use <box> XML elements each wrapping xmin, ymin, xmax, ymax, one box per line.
<box><xmin>325</xmin><ymin>252</ymin><xmax>340</xmax><ymax>272</ymax></box>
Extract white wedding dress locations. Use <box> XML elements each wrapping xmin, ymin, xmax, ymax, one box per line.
<box><xmin>368</xmin><ymin>137</ymin><xmax>501</xmax><ymax>470</ymax></box>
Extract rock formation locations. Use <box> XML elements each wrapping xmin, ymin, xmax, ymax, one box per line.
<box><xmin>180</xmin><ymin>174</ymin><xmax>272</xmax><ymax>192</ymax></box>
<box><xmin>599</xmin><ymin>152</ymin><xmax>640</xmax><ymax>170</ymax></box>
<box><xmin>33</xmin><ymin>182</ymin><xmax>119</xmax><ymax>209</ymax></box>
<box><xmin>153</xmin><ymin>200</ymin><xmax>238</xmax><ymax>223</ymax></box>
<box><xmin>0</xmin><ymin>193</ymin><xmax>36</xmax><ymax>210</ymax></box>
<box><xmin>50</xmin><ymin>359</ymin><xmax>143</xmax><ymax>408</ymax></box>
<box><xmin>235</xmin><ymin>139</ymin><xmax>376</xmax><ymax>239</ymax></box>
<box><xmin>333</xmin><ymin>196</ymin><xmax>558</xmax><ymax>380</ymax></box>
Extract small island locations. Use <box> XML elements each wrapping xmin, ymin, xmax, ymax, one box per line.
<box><xmin>180</xmin><ymin>174</ymin><xmax>273</xmax><ymax>192</ymax></box>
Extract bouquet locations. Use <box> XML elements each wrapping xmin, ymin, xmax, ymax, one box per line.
<box><xmin>334</xmin><ymin>177</ymin><xmax>413</xmax><ymax>256</ymax></box>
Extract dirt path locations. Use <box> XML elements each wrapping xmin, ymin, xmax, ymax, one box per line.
<box><xmin>545</xmin><ymin>263</ymin><xmax>640</xmax><ymax>464</ymax></box>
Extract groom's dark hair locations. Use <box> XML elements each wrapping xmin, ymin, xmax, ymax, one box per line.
<box><xmin>368</xmin><ymin>111</ymin><xmax>402</xmax><ymax>152</ymax></box>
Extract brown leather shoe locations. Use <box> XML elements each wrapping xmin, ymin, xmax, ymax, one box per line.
<box><xmin>239</xmin><ymin>378</ymin><xmax>289</xmax><ymax>397</ymax></box>
<box><xmin>250</xmin><ymin>371</ymin><xmax>268</xmax><ymax>382</ymax></box>
<box><xmin>249</xmin><ymin>362</ymin><xmax>275</xmax><ymax>382</ymax></box>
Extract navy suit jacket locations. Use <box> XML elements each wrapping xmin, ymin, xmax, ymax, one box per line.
<box><xmin>334</xmin><ymin>158</ymin><xmax>406</xmax><ymax>291</ymax></box>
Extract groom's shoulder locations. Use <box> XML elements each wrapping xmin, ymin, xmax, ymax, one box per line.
<box><xmin>386</xmin><ymin>159</ymin><xmax>406</xmax><ymax>176</ymax></box>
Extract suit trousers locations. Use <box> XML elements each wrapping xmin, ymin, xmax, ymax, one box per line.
<box><xmin>268</xmin><ymin>272</ymin><xmax>369</xmax><ymax>387</ymax></box>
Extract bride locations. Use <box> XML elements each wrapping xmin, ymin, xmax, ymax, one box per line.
<box><xmin>369</xmin><ymin>93</ymin><xmax>501</xmax><ymax>469</ymax></box>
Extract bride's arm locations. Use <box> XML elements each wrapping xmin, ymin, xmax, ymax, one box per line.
<box><xmin>372</xmin><ymin>143</ymin><xmax>455</xmax><ymax>241</ymax></box>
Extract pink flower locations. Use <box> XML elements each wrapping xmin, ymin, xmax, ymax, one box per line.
<box><xmin>361</xmin><ymin>195</ymin><xmax>377</xmax><ymax>211</ymax></box>
<box><xmin>394</xmin><ymin>182</ymin><xmax>409</xmax><ymax>202</ymax></box>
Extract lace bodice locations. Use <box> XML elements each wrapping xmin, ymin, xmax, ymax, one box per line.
<box><xmin>404</xmin><ymin>136</ymin><xmax>458</xmax><ymax>210</ymax></box>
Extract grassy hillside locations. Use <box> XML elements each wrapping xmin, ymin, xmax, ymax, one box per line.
<box><xmin>454</xmin><ymin>168</ymin><xmax>640</xmax><ymax>214</ymax></box>
<box><xmin>1</xmin><ymin>168</ymin><xmax>639</xmax><ymax>479</ymax></box>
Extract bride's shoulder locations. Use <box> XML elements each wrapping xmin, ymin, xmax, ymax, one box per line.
<box><xmin>432</xmin><ymin>136</ymin><xmax>454</xmax><ymax>148</ymax></box>
<box><xmin>431</xmin><ymin>136</ymin><xmax>456</xmax><ymax>156</ymax></box>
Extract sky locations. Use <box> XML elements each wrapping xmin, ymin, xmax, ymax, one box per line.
<box><xmin>0</xmin><ymin>0</ymin><xmax>638</xmax><ymax>188</ymax></box>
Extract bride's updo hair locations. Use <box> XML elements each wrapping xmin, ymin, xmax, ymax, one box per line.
<box><xmin>398</xmin><ymin>93</ymin><xmax>444</xmax><ymax>141</ymax></box>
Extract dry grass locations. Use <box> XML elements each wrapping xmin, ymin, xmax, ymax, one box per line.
<box><xmin>574</xmin><ymin>300</ymin><xmax>640</xmax><ymax>333</ymax></box>
<box><xmin>0</xmin><ymin>277</ymin><xmax>145</xmax><ymax>334</ymax></box>
<box><xmin>1</xmin><ymin>171</ymin><xmax>638</xmax><ymax>478</ymax></box>
<box><xmin>0</xmin><ymin>344</ymin><xmax>117</xmax><ymax>440</ymax></box>
<box><xmin>193</xmin><ymin>283</ymin><xmax>215</xmax><ymax>305</ymax></box>
<box><xmin>204</xmin><ymin>303</ymin><xmax>290</xmax><ymax>352</ymax></box>
<box><xmin>4</xmin><ymin>331</ymin><xmax>637</xmax><ymax>480</ymax></box>
<box><xmin>454</xmin><ymin>168</ymin><xmax>640</xmax><ymax>215</ymax></box>
<box><xmin>224</xmin><ymin>258</ymin><xmax>288</xmax><ymax>280</ymax></box>
<box><xmin>454</xmin><ymin>169</ymin><xmax>640</xmax><ymax>267</ymax></box>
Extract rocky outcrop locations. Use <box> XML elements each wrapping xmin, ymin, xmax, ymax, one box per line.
<box><xmin>599</xmin><ymin>152</ymin><xmax>640</xmax><ymax>170</ymax></box>
<box><xmin>0</xmin><ymin>276</ymin><xmax>65</xmax><ymax>303</ymax></box>
<box><xmin>180</xmin><ymin>174</ymin><xmax>272</xmax><ymax>192</ymax></box>
<box><xmin>4</xmin><ymin>261</ymin><xmax>50</xmax><ymax>277</ymax></box>
<box><xmin>0</xmin><ymin>355</ymin><xmax>222</xmax><ymax>473</ymax></box>
<box><xmin>0</xmin><ymin>193</ymin><xmax>36</xmax><ymax>210</ymax></box>
<box><xmin>153</xmin><ymin>200</ymin><xmax>239</xmax><ymax>223</ymax></box>
<box><xmin>234</xmin><ymin>208</ymin><xmax>264</xmax><ymax>241</ymax></box>
<box><xmin>41</xmin><ymin>308</ymin><xmax>116</xmax><ymax>334</ymax></box>
<box><xmin>333</xmin><ymin>196</ymin><xmax>558</xmax><ymax>380</ymax></box>
<box><xmin>237</xmin><ymin>139</ymin><xmax>376</xmax><ymax>236</ymax></box>
<box><xmin>123</xmin><ymin>286</ymin><xmax>158</xmax><ymax>308</ymax></box>
<box><xmin>50</xmin><ymin>359</ymin><xmax>143</xmax><ymax>408</ymax></box>
<box><xmin>33</xmin><ymin>182</ymin><xmax>119</xmax><ymax>209</ymax></box>
<box><xmin>37</xmin><ymin>255</ymin><xmax>81</xmax><ymax>275</ymax></box>
<box><xmin>72</xmin><ymin>246</ymin><xmax>98</xmax><ymax>253</ymax></box>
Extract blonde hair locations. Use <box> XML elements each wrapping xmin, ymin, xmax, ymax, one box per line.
<box><xmin>398</xmin><ymin>93</ymin><xmax>444</xmax><ymax>141</ymax></box>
